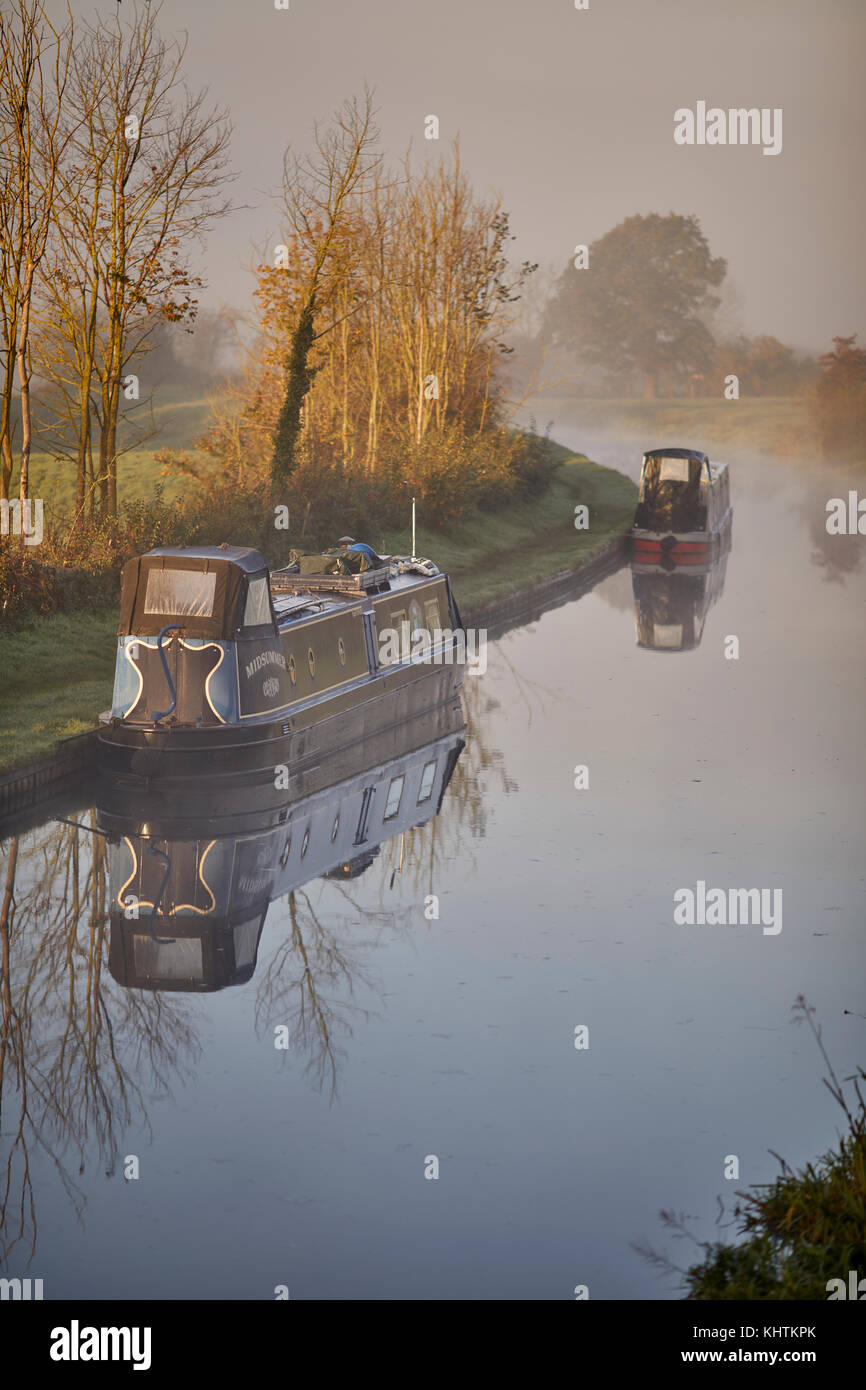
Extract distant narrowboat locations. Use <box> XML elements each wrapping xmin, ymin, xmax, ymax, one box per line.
<box><xmin>98</xmin><ymin>543</ymin><xmax>465</xmax><ymax>785</ymax></box>
<box><xmin>630</xmin><ymin>447</ymin><xmax>731</xmax><ymax>565</ymax></box>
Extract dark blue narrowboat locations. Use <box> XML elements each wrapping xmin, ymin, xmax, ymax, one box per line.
<box><xmin>98</xmin><ymin>544</ymin><xmax>467</xmax><ymax>787</ymax></box>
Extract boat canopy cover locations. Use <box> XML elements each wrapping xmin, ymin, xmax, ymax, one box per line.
<box><xmin>643</xmin><ymin>447</ymin><xmax>709</xmax><ymax>463</ymax></box>
<box><xmin>119</xmin><ymin>546</ymin><xmax>270</xmax><ymax>638</ymax></box>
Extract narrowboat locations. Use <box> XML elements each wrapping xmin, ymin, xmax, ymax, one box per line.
<box><xmin>630</xmin><ymin>447</ymin><xmax>731</xmax><ymax>566</ymax></box>
<box><xmin>98</xmin><ymin>543</ymin><xmax>466</xmax><ymax>787</ymax></box>
<box><xmin>631</xmin><ymin>513</ymin><xmax>732</xmax><ymax>652</ymax></box>
<box><xmin>97</xmin><ymin>708</ymin><xmax>466</xmax><ymax>993</ymax></box>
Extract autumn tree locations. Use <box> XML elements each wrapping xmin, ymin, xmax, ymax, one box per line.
<box><xmin>188</xmin><ymin>122</ymin><xmax>540</xmax><ymax>529</ymax></box>
<box><xmin>543</xmin><ymin>213</ymin><xmax>727</xmax><ymax>398</ymax></box>
<box><xmin>231</xmin><ymin>140</ymin><xmax>533</xmax><ymax>477</ymax></box>
<box><xmin>34</xmin><ymin>1</ymin><xmax>233</xmax><ymax>516</ymax></box>
<box><xmin>810</xmin><ymin>334</ymin><xmax>866</xmax><ymax>459</ymax></box>
<box><xmin>269</xmin><ymin>91</ymin><xmax>380</xmax><ymax>488</ymax></box>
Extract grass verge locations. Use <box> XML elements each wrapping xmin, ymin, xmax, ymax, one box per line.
<box><xmin>0</xmin><ymin>610</ymin><xmax>118</xmax><ymax>773</ymax></box>
<box><xmin>381</xmin><ymin>447</ymin><xmax>636</xmax><ymax>612</ymax></box>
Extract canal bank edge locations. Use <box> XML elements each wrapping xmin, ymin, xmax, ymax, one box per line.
<box><xmin>0</xmin><ymin>454</ymin><xmax>635</xmax><ymax>824</ymax></box>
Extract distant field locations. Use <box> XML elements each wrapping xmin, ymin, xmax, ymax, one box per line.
<box><xmin>26</xmin><ymin>384</ymin><xmax>215</xmax><ymax>522</ymax></box>
<box><xmin>541</xmin><ymin>395</ymin><xmax>818</xmax><ymax>460</ymax></box>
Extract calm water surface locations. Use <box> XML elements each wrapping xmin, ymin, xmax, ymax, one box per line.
<box><xmin>1</xmin><ymin>434</ymin><xmax>863</xmax><ymax>1299</ymax></box>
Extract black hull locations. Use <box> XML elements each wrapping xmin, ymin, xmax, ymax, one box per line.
<box><xmin>97</xmin><ymin>662</ymin><xmax>464</xmax><ymax>825</ymax></box>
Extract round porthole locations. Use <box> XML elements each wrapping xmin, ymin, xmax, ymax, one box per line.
<box><xmin>280</xmin><ymin>835</ymin><xmax>291</xmax><ymax>867</ymax></box>
<box><xmin>301</xmin><ymin>827</ymin><xmax>310</xmax><ymax>858</ymax></box>
<box><xmin>308</xmin><ymin>647</ymin><xmax>316</xmax><ymax>677</ymax></box>
<box><xmin>338</xmin><ymin>637</ymin><xmax>346</xmax><ymax>666</ymax></box>
<box><xmin>331</xmin><ymin>813</ymin><xmax>340</xmax><ymax>842</ymax></box>
<box><xmin>288</xmin><ymin>654</ymin><xmax>296</xmax><ymax>685</ymax></box>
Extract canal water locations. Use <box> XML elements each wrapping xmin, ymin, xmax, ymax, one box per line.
<box><xmin>1</xmin><ymin>434</ymin><xmax>863</xmax><ymax>1300</ymax></box>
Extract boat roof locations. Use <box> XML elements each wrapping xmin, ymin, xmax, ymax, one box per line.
<box><xmin>643</xmin><ymin>447</ymin><xmax>709</xmax><ymax>463</ymax></box>
<box><xmin>270</xmin><ymin>567</ymin><xmax>443</xmax><ymax>626</ymax></box>
<box><xmin>144</xmin><ymin>545</ymin><xmax>268</xmax><ymax>574</ymax></box>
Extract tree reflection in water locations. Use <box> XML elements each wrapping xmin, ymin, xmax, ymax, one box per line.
<box><xmin>0</xmin><ymin>817</ymin><xmax>198</xmax><ymax>1263</ymax></box>
<box><xmin>0</xmin><ymin>675</ymin><xmax>522</xmax><ymax>1258</ymax></box>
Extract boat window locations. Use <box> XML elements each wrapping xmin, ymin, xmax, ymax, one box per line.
<box><xmin>658</xmin><ymin>457</ymin><xmax>692</xmax><ymax>483</ymax></box>
<box><xmin>301</xmin><ymin>827</ymin><xmax>310</xmax><ymax>858</ymax></box>
<box><xmin>243</xmin><ymin>576</ymin><xmax>272</xmax><ymax>627</ymax></box>
<box><xmin>653</xmin><ymin>623</ymin><xmax>684</xmax><ymax>648</ymax></box>
<box><xmin>338</xmin><ymin>637</ymin><xmax>346</xmax><ymax>666</ymax></box>
<box><xmin>384</xmin><ymin>775</ymin><xmax>404</xmax><ymax>820</ymax></box>
<box><xmin>331</xmin><ymin>813</ymin><xmax>340</xmax><ymax>842</ymax></box>
<box><xmin>288</xmin><ymin>654</ymin><xmax>296</xmax><ymax>685</ymax></box>
<box><xmin>280</xmin><ymin>834</ymin><xmax>291</xmax><ymax>867</ymax></box>
<box><xmin>424</xmin><ymin>599</ymin><xmax>441</xmax><ymax>630</ymax></box>
<box><xmin>132</xmin><ymin>934</ymin><xmax>204</xmax><ymax>981</ymax></box>
<box><xmin>391</xmin><ymin>608</ymin><xmax>407</xmax><ymax>630</ymax></box>
<box><xmin>354</xmin><ymin>786</ymin><xmax>375</xmax><ymax>844</ymax></box>
<box><xmin>308</xmin><ymin>647</ymin><xmax>316</xmax><ymax>677</ymax></box>
<box><xmin>417</xmin><ymin>760</ymin><xmax>437</xmax><ymax>803</ymax></box>
<box><xmin>143</xmin><ymin>568</ymin><xmax>216</xmax><ymax>619</ymax></box>
<box><xmin>233</xmin><ymin>918</ymin><xmax>260</xmax><ymax>970</ymax></box>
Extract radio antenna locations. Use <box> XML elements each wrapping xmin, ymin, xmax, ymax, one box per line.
<box><xmin>402</xmin><ymin>480</ymin><xmax>416</xmax><ymax>557</ymax></box>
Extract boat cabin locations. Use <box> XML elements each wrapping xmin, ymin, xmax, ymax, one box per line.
<box><xmin>632</xmin><ymin>448</ymin><xmax>730</xmax><ymax>548</ymax></box>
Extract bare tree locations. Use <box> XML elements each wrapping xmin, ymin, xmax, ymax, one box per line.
<box><xmin>0</xmin><ymin>0</ymin><xmax>73</xmax><ymax>513</ymax></box>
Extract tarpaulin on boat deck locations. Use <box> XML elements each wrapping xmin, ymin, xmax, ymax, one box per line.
<box><xmin>118</xmin><ymin>548</ymin><xmax>262</xmax><ymax>638</ymax></box>
<box><xmin>287</xmin><ymin>547</ymin><xmax>378</xmax><ymax>575</ymax></box>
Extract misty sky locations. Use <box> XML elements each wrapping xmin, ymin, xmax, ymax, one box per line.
<box><xmin>50</xmin><ymin>0</ymin><xmax>866</xmax><ymax>351</ymax></box>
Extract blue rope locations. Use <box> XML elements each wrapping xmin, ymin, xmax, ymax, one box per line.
<box><xmin>148</xmin><ymin>624</ymin><xmax>182</xmax><ymax>723</ymax></box>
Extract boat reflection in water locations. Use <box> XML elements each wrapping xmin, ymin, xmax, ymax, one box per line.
<box><xmin>97</xmin><ymin>703</ymin><xmax>465</xmax><ymax>993</ymax></box>
<box><xmin>631</xmin><ymin>513</ymin><xmax>733</xmax><ymax>653</ymax></box>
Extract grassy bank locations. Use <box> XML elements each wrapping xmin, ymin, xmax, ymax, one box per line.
<box><xmin>0</xmin><ymin>610</ymin><xmax>118</xmax><ymax>774</ymax></box>
<box><xmin>381</xmin><ymin>444</ymin><xmax>635</xmax><ymax>612</ymax></box>
<box><xmin>0</xmin><ymin>448</ymin><xmax>635</xmax><ymax>774</ymax></box>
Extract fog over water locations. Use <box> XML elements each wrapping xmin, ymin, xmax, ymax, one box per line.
<box><xmin>3</xmin><ymin>424</ymin><xmax>863</xmax><ymax>1299</ymax></box>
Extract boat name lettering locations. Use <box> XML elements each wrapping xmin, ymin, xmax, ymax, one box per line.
<box><xmin>245</xmin><ymin>650</ymin><xmax>286</xmax><ymax>679</ymax></box>
<box><xmin>238</xmin><ymin>874</ymin><xmax>272</xmax><ymax>896</ymax></box>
